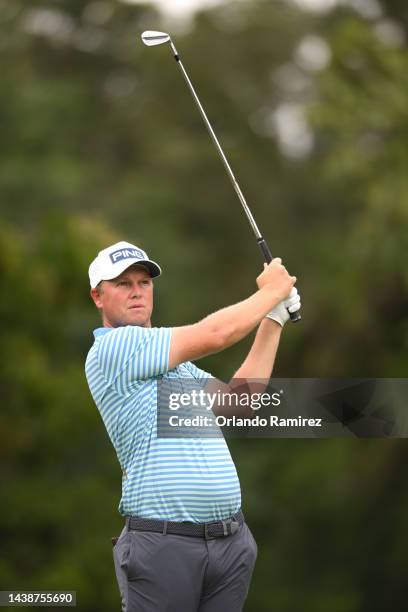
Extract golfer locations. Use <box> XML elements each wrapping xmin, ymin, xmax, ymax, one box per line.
<box><xmin>85</xmin><ymin>240</ymin><xmax>300</xmax><ymax>611</ymax></box>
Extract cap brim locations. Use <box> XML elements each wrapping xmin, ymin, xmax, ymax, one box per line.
<box><xmin>138</xmin><ymin>260</ymin><xmax>161</xmax><ymax>278</ymax></box>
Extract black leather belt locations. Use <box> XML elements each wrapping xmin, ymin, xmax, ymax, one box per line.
<box><xmin>126</xmin><ymin>510</ymin><xmax>244</xmax><ymax>540</ymax></box>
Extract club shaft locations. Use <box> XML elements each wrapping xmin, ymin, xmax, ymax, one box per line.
<box><xmin>166</xmin><ymin>38</ymin><xmax>301</xmax><ymax>322</ymax></box>
<box><xmin>170</xmin><ymin>41</ymin><xmax>263</xmax><ymax>241</ymax></box>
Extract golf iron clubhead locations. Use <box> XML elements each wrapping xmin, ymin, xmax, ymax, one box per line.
<box><xmin>140</xmin><ymin>30</ymin><xmax>301</xmax><ymax>323</ymax></box>
<box><xmin>141</xmin><ymin>30</ymin><xmax>171</xmax><ymax>46</ymax></box>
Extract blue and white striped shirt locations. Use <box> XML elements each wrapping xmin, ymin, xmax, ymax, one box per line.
<box><xmin>85</xmin><ymin>326</ymin><xmax>241</xmax><ymax>522</ymax></box>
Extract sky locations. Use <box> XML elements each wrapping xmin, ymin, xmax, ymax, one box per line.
<box><xmin>124</xmin><ymin>0</ymin><xmax>331</xmax><ymax>21</ymax></box>
<box><xmin>123</xmin><ymin>0</ymin><xmax>226</xmax><ymax>23</ymax></box>
<box><xmin>123</xmin><ymin>0</ymin><xmax>383</xmax><ymax>26</ymax></box>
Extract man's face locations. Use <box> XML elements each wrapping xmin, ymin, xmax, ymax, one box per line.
<box><xmin>91</xmin><ymin>264</ymin><xmax>154</xmax><ymax>328</ymax></box>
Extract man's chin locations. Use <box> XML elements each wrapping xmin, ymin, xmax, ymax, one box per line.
<box><xmin>105</xmin><ymin>311</ymin><xmax>152</xmax><ymax>328</ymax></box>
<box><xmin>126</xmin><ymin>311</ymin><xmax>151</xmax><ymax>327</ymax></box>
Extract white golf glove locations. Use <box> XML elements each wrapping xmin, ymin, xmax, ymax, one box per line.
<box><xmin>266</xmin><ymin>287</ymin><xmax>301</xmax><ymax>327</ymax></box>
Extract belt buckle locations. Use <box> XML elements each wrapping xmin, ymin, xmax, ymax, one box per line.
<box><xmin>204</xmin><ymin>522</ymin><xmax>217</xmax><ymax>540</ymax></box>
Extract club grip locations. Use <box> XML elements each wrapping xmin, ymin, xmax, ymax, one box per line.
<box><xmin>289</xmin><ymin>309</ymin><xmax>301</xmax><ymax>322</ymax></box>
<box><xmin>257</xmin><ymin>238</ymin><xmax>272</xmax><ymax>263</ymax></box>
<box><xmin>257</xmin><ymin>238</ymin><xmax>301</xmax><ymax>323</ymax></box>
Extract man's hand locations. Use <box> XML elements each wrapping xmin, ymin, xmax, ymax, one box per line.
<box><xmin>266</xmin><ymin>287</ymin><xmax>301</xmax><ymax>327</ymax></box>
<box><xmin>256</xmin><ymin>258</ymin><xmax>296</xmax><ymax>301</ymax></box>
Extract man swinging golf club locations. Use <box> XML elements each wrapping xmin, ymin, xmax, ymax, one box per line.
<box><xmin>85</xmin><ymin>240</ymin><xmax>301</xmax><ymax>611</ymax></box>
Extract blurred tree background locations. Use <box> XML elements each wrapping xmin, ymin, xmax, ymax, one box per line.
<box><xmin>1</xmin><ymin>0</ymin><xmax>407</xmax><ymax>610</ymax></box>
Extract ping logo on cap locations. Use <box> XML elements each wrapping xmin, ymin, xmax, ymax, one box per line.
<box><xmin>110</xmin><ymin>247</ymin><xmax>145</xmax><ymax>264</ymax></box>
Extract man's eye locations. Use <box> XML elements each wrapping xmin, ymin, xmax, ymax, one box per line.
<box><xmin>118</xmin><ymin>281</ymin><xmax>129</xmax><ymax>286</ymax></box>
<box><xmin>142</xmin><ymin>280</ymin><xmax>151</xmax><ymax>286</ymax></box>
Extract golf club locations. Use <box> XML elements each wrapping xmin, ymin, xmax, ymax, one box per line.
<box><xmin>141</xmin><ymin>30</ymin><xmax>301</xmax><ymax>322</ymax></box>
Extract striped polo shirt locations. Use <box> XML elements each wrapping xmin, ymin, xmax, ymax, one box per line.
<box><xmin>85</xmin><ymin>325</ymin><xmax>241</xmax><ymax>523</ymax></box>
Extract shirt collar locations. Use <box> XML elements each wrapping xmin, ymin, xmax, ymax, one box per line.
<box><xmin>93</xmin><ymin>327</ymin><xmax>114</xmax><ymax>338</ymax></box>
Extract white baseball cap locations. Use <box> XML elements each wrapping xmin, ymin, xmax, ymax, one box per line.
<box><xmin>88</xmin><ymin>241</ymin><xmax>162</xmax><ymax>288</ymax></box>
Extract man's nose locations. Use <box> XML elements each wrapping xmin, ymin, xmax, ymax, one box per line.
<box><xmin>130</xmin><ymin>284</ymin><xmax>142</xmax><ymax>298</ymax></box>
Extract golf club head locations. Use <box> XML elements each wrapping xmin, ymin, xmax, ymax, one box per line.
<box><xmin>141</xmin><ymin>31</ymin><xmax>171</xmax><ymax>46</ymax></box>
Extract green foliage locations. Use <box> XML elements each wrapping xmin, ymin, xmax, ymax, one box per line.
<box><xmin>1</xmin><ymin>1</ymin><xmax>407</xmax><ymax>610</ymax></box>
<box><xmin>304</xmin><ymin>13</ymin><xmax>408</xmax><ymax>375</ymax></box>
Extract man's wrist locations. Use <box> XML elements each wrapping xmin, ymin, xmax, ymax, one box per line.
<box><xmin>263</xmin><ymin>316</ymin><xmax>283</xmax><ymax>331</ymax></box>
<box><xmin>258</xmin><ymin>285</ymin><xmax>283</xmax><ymax>308</ymax></box>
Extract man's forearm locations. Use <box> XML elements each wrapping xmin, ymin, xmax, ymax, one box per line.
<box><xmin>200</xmin><ymin>286</ymin><xmax>284</xmax><ymax>352</ymax></box>
<box><xmin>233</xmin><ymin>318</ymin><xmax>282</xmax><ymax>380</ymax></box>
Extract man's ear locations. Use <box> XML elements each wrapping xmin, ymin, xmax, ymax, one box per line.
<box><xmin>90</xmin><ymin>287</ymin><xmax>103</xmax><ymax>309</ymax></box>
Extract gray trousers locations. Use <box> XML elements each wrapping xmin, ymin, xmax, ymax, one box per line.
<box><xmin>112</xmin><ymin>520</ymin><xmax>257</xmax><ymax>611</ymax></box>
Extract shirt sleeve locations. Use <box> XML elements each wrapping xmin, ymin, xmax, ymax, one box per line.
<box><xmin>97</xmin><ymin>326</ymin><xmax>172</xmax><ymax>388</ymax></box>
